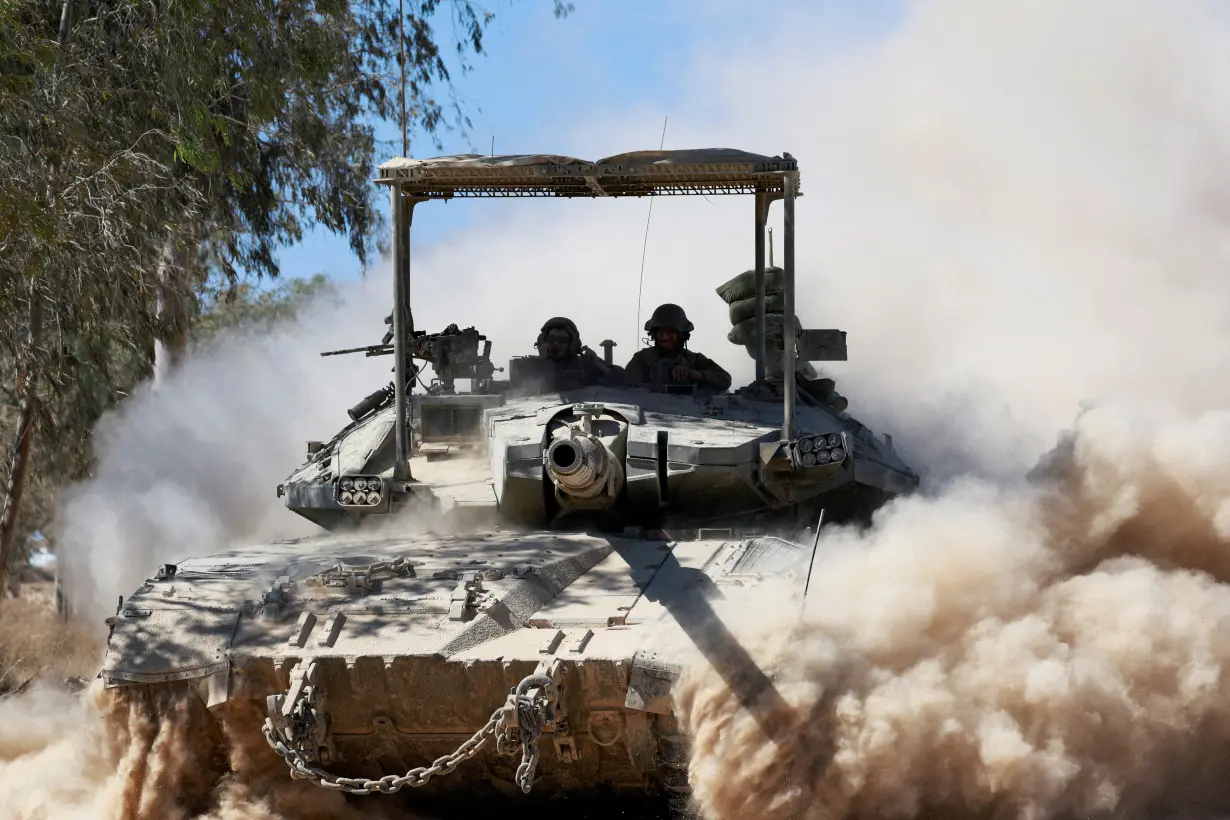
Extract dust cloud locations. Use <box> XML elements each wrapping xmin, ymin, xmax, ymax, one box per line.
<box><xmin>9</xmin><ymin>0</ymin><xmax>1230</xmax><ymax>818</ymax></box>
<box><xmin>670</xmin><ymin>1</ymin><xmax>1230</xmax><ymax>818</ymax></box>
<box><xmin>677</xmin><ymin>404</ymin><xmax>1230</xmax><ymax>820</ymax></box>
<box><xmin>0</xmin><ymin>673</ymin><xmax>418</xmax><ymax>820</ymax></box>
<box><xmin>785</xmin><ymin>0</ymin><xmax>1230</xmax><ymax>483</ymax></box>
<box><xmin>53</xmin><ymin>271</ymin><xmax>395</xmax><ymax>629</ymax></box>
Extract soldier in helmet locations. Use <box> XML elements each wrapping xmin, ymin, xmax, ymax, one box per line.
<box><xmin>625</xmin><ymin>303</ymin><xmax>731</xmax><ymax>392</ymax></box>
<box><xmin>535</xmin><ymin>316</ymin><xmax>622</xmax><ymax>389</ymax></box>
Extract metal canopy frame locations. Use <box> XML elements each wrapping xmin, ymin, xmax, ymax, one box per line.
<box><xmin>375</xmin><ymin>150</ymin><xmax>799</xmax><ymax>199</ymax></box>
<box><xmin>375</xmin><ymin>148</ymin><xmax>803</xmax><ymax>481</ymax></box>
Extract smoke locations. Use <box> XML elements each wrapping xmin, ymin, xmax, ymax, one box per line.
<box><xmin>0</xmin><ymin>674</ymin><xmax>423</xmax><ymax>820</ymax></box>
<box><xmin>54</xmin><ymin>271</ymin><xmax>394</xmax><ymax>627</ymax></box>
<box><xmin>50</xmin><ymin>0</ymin><xmax>1230</xmax><ymax>617</ymax></box>
<box><xmin>354</xmin><ymin>0</ymin><xmax>1230</xmax><ymax>489</ymax></box>
<box><xmin>664</xmin><ymin>2</ymin><xmax>1230</xmax><ymax>817</ymax></box>
<box><xmin>676</xmin><ymin>403</ymin><xmax>1230</xmax><ymax>820</ymax></box>
<box><xmin>770</xmin><ymin>0</ymin><xmax>1230</xmax><ymax>482</ymax></box>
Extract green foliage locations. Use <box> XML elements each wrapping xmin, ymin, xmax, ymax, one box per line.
<box><xmin>190</xmin><ymin>273</ymin><xmax>341</xmax><ymax>345</ymax></box>
<box><xmin>0</xmin><ymin>271</ymin><xmax>337</xmax><ymax>572</ymax></box>
<box><xmin>1</xmin><ymin>3</ymin><xmax>206</xmax><ymax>567</ymax></box>
<box><xmin>1</xmin><ymin>0</ymin><xmax>574</xmax><ymax>576</ymax></box>
<box><xmin>175</xmin><ymin>0</ymin><xmax>564</xmax><ymax>287</ymax></box>
<box><xmin>0</xmin><ymin>332</ymin><xmax>151</xmax><ymax>567</ymax></box>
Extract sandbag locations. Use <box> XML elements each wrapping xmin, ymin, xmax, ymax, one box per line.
<box><xmin>741</xmin><ymin>340</ymin><xmax>818</xmax><ymax>379</ymax></box>
<box><xmin>727</xmin><ymin>313</ymin><xmax>801</xmax><ymax>346</ymax></box>
<box><xmin>715</xmin><ymin>266</ymin><xmax>785</xmax><ymax>304</ymax></box>
<box><xmin>728</xmin><ymin>292</ymin><xmax>787</xmax><ymax>325</ymax></box>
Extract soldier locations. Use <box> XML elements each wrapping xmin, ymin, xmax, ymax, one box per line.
<box><xmin>625</xmin><ymin>303</ymin><xmax>731</xmax><ymax>392</ymax></box>
<box><xmin>535</xmin><ymin>316</ymin><xmax>622</xmax><ymax>389</ymax></box>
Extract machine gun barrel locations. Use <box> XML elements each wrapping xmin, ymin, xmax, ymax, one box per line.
<box><xmin>545</xmin><ymin>433</ymin><xmax>622</xmax><ymax>501</ymax></box>
<box><xmin>320</xmin><ymin>344</ymin><xmax>394</xmax><ymax>358</ymax></box>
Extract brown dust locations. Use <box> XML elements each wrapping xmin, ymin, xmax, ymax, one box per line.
<box><xmin>676</xmin><ymin>405</ymin><xmax>1230</xmax><ymax>820</ymax></box>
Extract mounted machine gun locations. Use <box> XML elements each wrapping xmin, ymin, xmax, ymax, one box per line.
<box><xmin>322</xmin><ymin>318</ymin><xmax>502</xmax><ymax>421</ymax></box>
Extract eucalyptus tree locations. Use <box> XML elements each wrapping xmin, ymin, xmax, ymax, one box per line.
<box><xmin>0</xmin><ymin>0</ymin><xmax>574</xmax><ymax>592</ymax></box>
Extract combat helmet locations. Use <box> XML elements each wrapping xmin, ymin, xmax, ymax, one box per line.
<box><xmin>537</xmin><ymin>316</ymin><xmax>582</xmax><ymax>356</ymax></box>
<box><xmin>644</xmin><ymin>303</ymin><xmax>693</xmax><ymax>341</ymax></box>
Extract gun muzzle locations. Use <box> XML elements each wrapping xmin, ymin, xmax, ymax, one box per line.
<box><xmin>545</xmin><ymin>433</ymin><xmax>622</xmax><ymax>500</ymax></box>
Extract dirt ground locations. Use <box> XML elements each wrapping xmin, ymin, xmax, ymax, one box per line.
<box><xmin>0</xmin><ymin>580</ymin><xmax>100</xmax><ymax>694</ymax></box>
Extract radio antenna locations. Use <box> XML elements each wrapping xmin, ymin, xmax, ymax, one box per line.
<box><xmin>399</xmin><ymin>0</ymin><xmax>408</xmax><ymax>157</ymax></box>
<box><xmin>634</xmin><ymin>115</ymin><xmax>669</xmax><ymax>345</ymax></box>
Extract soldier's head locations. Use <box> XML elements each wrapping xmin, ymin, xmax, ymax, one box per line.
<box><xmin>644</xmin><ymin>303</ymin><xmax>693</xmax><ymax>352</ymax></box>
<box><xmin>536</xmin><ymin>317</ymin><xmax>581</xmax><ymax>362</ymax></box>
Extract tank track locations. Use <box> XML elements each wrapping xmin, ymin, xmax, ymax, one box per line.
<box><xmin>654</xmin><ymin>712</ymin><xmax>701</xmax><ymax>820</ymax></box>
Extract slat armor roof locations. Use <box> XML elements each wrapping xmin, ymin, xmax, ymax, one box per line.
<box><xmin>376</xmin><ymin>148</ymin><xmax>799</xmax><ymax>199</ymax></box>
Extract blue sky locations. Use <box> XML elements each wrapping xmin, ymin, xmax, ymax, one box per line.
<box><xmin>270</xmin><ymin>0</ymin><xmax>907</xmax><ymax>286</ymax></box>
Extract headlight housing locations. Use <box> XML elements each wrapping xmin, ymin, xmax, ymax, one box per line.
<box><xmin>334</xmin><ymin>474</ymin><xmax>388</xmax><ymax>508</ymax></box>
<box><xmin>790</xmin><ymin>432</ymin><xmax>850</xmax><ymax>469</ymax></box>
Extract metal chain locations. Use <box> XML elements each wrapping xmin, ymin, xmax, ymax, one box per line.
<box><xmin>261</xmin><ymin>707</ymin><xmax>503</xmax><ymax>795</ymax></box>
<box><xmin>513</xmin><ymin>673</ymin><xmax>552</xmax><ymax>793</ymax></box>
<box><xmin>261</xmin><ymin>671</ymin><xmax>555</xmax><ymax>796</ymax></box>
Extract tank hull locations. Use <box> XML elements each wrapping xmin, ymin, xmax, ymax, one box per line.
<box><xmin>233</xmin><ymin>652</ymin><xmax>677</xmax><ymax>800</ymax></box>
<box><xmin>100</xmin><ymin>528</ymin><xmax>814</xmax><ymax>813</ymax></box>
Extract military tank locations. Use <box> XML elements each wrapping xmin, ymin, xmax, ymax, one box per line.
<box><xmin>98</xmin><ymin>149</ymin><xmax>920</xmax><ymax>817</ymax></box>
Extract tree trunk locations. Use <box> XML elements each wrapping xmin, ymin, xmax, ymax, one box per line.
<box><xmin>0</xmin><ymin>0</ymin><xmax>73</xmax><ymax>604</ymax></box>
<box><xmin>0</xmin><ymin>299</ymin><xmax>43</xmax><ymax>598</ymax></box>
<box><xmin>155</xmin><ymin>230</ymin><xmax>187</xmax><ymax>382</ymax></box>
<box><xmin>154</xmin><ymin>224</ymin><xmax>202</xmax><ymax>383</ymax></box>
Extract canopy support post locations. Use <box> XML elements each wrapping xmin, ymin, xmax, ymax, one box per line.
<box><xmin>390</xmin><ymin>187</ymin><xmax>420</xmax><ymax>482</ymax></box>
<box><xmin>782</xmin><ymin>172</ymin><xmax>798</xmax><ymax>441</ymax></box>
<box><xmin>753</xmin><ymin>192</ymin><xmax>770</xmax><ymax>383</ymax></box>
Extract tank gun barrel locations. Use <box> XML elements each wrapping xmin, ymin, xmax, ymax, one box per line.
<box><xmin>545</xmin><ymin>434</ymin><xmax>622</xmax><ymax>501</ymax></box>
